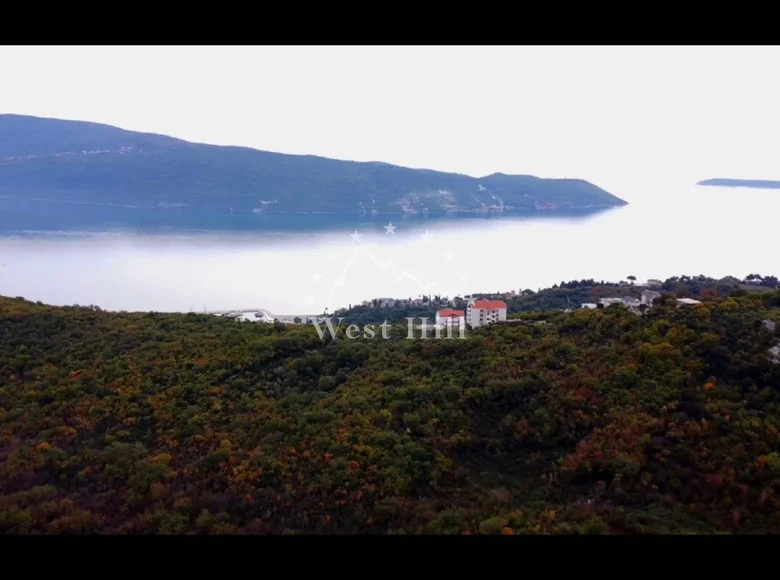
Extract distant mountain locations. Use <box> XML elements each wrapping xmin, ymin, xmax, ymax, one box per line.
<box><xmin>698</xmin><ymin>178</ymin><xmax>780</xmax><ymax>189</ymax></box>
<box><xmin>0</xmin><ymin>114</ymin><xmax>627</xmax><ymax>221</ymax></box>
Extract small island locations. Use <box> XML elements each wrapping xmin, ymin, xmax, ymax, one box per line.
<box><xmin>697</xmin><ymin>178</ymin><xmax>780</xmax><ymax>189</ymax></box>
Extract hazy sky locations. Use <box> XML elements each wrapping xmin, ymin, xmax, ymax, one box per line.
<box><xmin>2</xmin><ymin>46</ymin><xmax>778</xmax><ymax>200</ymax></box>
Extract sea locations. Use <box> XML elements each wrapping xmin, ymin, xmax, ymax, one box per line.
<box><xmin>1</xmin><ymin>185</ymin><xmax>778</xmax><ymax>315</ymax></box>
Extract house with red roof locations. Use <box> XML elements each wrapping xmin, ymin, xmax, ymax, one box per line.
<box><xmin>436</xmin><ymin>308</ymin><xmax>466</xmax><ymax>332</ymax></box>
<box><xmin>467</xmin><ymin>298</ymin><xmax>507</xmax><ymax>327</ymax></box>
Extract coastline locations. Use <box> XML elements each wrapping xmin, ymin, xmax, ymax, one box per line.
<box><xmin>0</xmin><ymin>201</ymin><xmax>627</xmax><ymax>236</ymax></box>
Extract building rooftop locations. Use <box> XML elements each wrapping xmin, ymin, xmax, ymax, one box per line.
<box><xmin>472</xmin><ymin>299</ymin><xmax>508</xmax><ymax>310</ymax></box>
<box><xmin>438</xmin><ymin>308</ymin><xmax>465</xmax><ymax>318</ymax></box>
<box><xmin>676</xmin><ymin>298</ymin><xmax>702</xmax><ymax>305</ymax></box>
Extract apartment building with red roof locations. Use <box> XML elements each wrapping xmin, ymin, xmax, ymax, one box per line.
<box><xmin>467</xmin><ymin>298</ymin><xmax>508</xmax><ymax>327</ymax></box>
<box><xmin>436</xmin><ymin>308</ymin><xmax>466</xmax><ymax>332</ymax></box>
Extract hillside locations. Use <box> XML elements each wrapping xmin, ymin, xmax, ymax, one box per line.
<box><xmin>332</xmin><ymin>274</ymin><xmax>779</xmax><ymax>326</ymax></box>
<box><xmin>698</xmin><ymin>178</ymin><xmax>780</xmax><ymax>189</ymax></box>
<box><xmin>1</xmin><ymin>289</ymin><xmax>780</xmax><ymax>534</ymax></box>
<box><xmin>0</xmin><ymin>115</ymin><xmax>627</xmax><ymax>223</ymax></box>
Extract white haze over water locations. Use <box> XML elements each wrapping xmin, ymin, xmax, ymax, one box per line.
<box><xmin>1</xmin><ymin>185</ymin><xmax>777</xmax><ymax>315</ymax></box>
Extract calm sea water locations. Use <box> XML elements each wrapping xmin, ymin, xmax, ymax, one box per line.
<box><xmin>1</xmin><ymin>186</ymin><xmax>777</xmax><ymax>314</ymax></box>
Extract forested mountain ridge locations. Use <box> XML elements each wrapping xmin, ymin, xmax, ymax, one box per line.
<box><xmin>0</xmin><ymin>114</ymin><xmax>627</xmax><ymax>217</ymax></box>
<box><xmin>1</xmin><ymin>288</ymin><xmax>780</xmax><ymax>534</ymax></box>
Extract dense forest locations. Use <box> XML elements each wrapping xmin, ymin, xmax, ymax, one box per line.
<box><xmin>2</xmin><ymin>287</ymin><xmax>780</xmax><ymax>534</ymax></box>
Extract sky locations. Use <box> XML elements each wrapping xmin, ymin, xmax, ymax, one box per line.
<box><xmin>2</xmin><ymin>45</ymin><xmax>779</xmax><ymax>202</ymax></box>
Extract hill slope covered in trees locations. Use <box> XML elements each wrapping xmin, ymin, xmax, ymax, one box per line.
<box><xmin>0</xmin><ymin>115</ymin><xmax>626</xmax><ymax>227</ymax></box>
<box><xmin>332</xmin><ymin>274</ymin><xmax>779</xmax><ymax>326</ymax></box>
<box><xmin>1</xmin><ymin>289</ymin><xmax>780</xmax><ymax>534</ymax></box>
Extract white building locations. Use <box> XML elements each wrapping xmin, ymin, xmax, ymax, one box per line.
<box><xmin>581</xmin><ymin>303</ymin><xmax>598</xmax><ymax>309</ymax></box>
<box><xmin>599</xmin><ymin>298</ymin><xmax>624</xmax><ymax>307</ymax></box>
<box><xmin>676</xmin><ymin>298</ymin><xmax>702</xmax><ymax>307</ymax></box>
<box><xmin>646</xmin><ymin>279</ymin><xmax>663</xmax><ymax>288</ymax></box>
<box><xmin>467</xmin><ymin>299</ymin><xmax>507</xmax><ymax>327</ymax></box>
<box><xmin>641</xmin><ymin>290</ymin><xmax>661</xmax><ymax>305</ymax></box>
<box><xmin>622</xmin><ymin>297</ymin><xmax>641</xmax><ymax>307</ymax></box>
<box><xmin>436</xmin><ymin>308</ymin><xmax>466</xmax><ymax>331</ymax></box>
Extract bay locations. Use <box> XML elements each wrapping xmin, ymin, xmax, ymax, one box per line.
<box><xmin>1</xmin><ymin>185</ymin><xmax>777</xmax><ymax>314</ymax></box>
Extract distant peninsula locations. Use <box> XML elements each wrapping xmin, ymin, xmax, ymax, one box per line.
<box><xmin>0</xmin><ymin>114</ymin><xmax>627</xmax><ymax>224</ymax></box>
<box><xmin>697</xmin><ymin>178</ymin><xmax>780</xmax><ymax>189</ymax></box>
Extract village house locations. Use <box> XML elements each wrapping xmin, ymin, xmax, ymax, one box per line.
<box><xmin>467</xmin><ymin>298</ymin><xmax>507</xmax><ymax>327</ymax></box>
<box><xmin>596</xmin><ymin>297</ymin><xmax>643</xmax><ymax>314</ymax></box>
<box><xmin>641</xmin><ymin>290</ymin><xmax>661</xmax><ymax>305</ymax></box>
<box><xmin>768</xmin><ymin>321</ymin><xmax>780</xmax><ymax>364</ymax></box>
<box><xmin>646</xmin><ymin>279</ymin><xmax>663</xmax><ymax>288</ymax></box>
<box><xmin>581</xmin><ymin>303</ymin><xmax>598</xmax><ymax>309</ymax></box>
<box><xmin>436</xmin><ymin>308</ymin><xmax>466</xmax><ymax>331</ymax></box>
